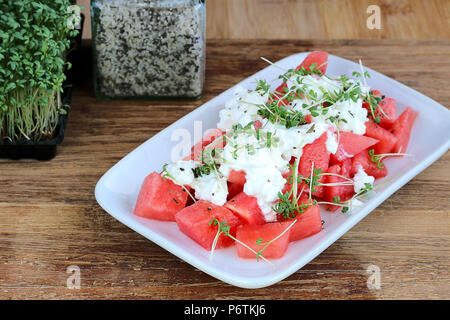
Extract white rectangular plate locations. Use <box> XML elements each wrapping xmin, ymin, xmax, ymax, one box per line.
<box><xmin>95</xmin><ymin>52</ymin><xmax>450</xmax><ymax>289</ymax></box>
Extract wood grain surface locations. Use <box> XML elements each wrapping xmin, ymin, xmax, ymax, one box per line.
<box><xmin>79</xmin><ymin>0</ymin><xmax>450</xmax><ymax>40</ymax></box>
<box><xmin>0</xmin><ymin>40</ymin><xmax>449</xmax><ymax>299</ymax></box>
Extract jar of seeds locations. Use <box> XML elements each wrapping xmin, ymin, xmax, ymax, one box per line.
<box><xmin>90</xmin><ymin>0</ymin><xmax>205</xmax><ymax>99</ymax></box>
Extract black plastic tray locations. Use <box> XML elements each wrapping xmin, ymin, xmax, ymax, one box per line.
<box><xmin>0</xmin><ymin>15</ymin><xmax>84</xmax><ymax>161</ymax></box>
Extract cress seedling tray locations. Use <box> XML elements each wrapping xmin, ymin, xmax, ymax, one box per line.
<box><xmin>0</xmin><ymin>15</ymin><xmax>84</xmax><ymax>161</ymax></box>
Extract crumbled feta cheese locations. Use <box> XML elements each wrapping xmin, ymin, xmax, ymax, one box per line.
<box><xmin>326</xmin><ymin>129</ymin><xmax>339</xmax><ymax>154</ymax></box>
<box><xmin>353</xmin><ymin>164</ymin><xmax>375</xmax><ymax>194</ymax></box>
<box><xmin>165</xmin><ymin>160</ymin><xmax>228</xmax><ymax>206</ymax></box>
<box><xmin>165</xmin><ymin>160</ymin><xmax>197</xmax><ymax>186</ymax></box>
<box><xmin>264</xmin><ymin>120</ymin><xmax>333</xmax><ymax>159</ymax></box>
<box><xmin>243</xmin><ymin>166</ymin><xmax>286</xmax><ymax>222</ymax></box>
<box><xmin>217</xmin><ymin>86</ymin><xmax>267</xmax><ymax>131</ymax></box>
<box><xmin>192</xmin><ymin>174</ymin><xmax>228</xmax><ymax>206</ymax></box>
<box><xmin>329</xmin><ymin>98</ymin><xmax>369</xmax><ymax>135</ymax></box>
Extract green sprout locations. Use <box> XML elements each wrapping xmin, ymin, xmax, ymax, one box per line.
<box><xmin>0</xmin><ymin>0</ymin><xmax>79</xmax><ymax>143</ymax></box>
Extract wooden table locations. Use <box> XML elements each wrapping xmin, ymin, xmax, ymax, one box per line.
<box><xmin>0</xmin><ymin>40</ymin><xmax>449</xmax><ymax>300</ymax></box>
<box><xmin>78</xmin><ymin>0</ymin><xmax>450</xmax><ymax>40</ymax></box>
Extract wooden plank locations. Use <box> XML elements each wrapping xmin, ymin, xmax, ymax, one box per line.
<box><xmin>0</xmin><ymin>40</ymin><xmax>449</xmax><ymax>299</ymax></box>
<box><xmin>78</xmin><ymin>0</ymin><xmax>450</xmax><ymax>40</ymax></box>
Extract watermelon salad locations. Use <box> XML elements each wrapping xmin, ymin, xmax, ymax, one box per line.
<box><xmin>133</xmin><ymin>51</ymin><xmax>418</xmax><ymax>262</ymax></box>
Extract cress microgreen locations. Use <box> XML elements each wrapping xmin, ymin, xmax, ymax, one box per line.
<box><xmin>0</xmin><ymin>0</ymin><xmax>79</xmax><ymax>142</ymax></box>
<box><xmin>318</xmin><ymin>182</ymin><xmax>374</xmax><ymax>213</ymax></box>
<box><xmin>363</xmin><ymin>90</ymin><xmax>385</xmax><ymax>124</ymax></box>
<box><xmin>256</xmin><ymin>100</ymin><xmax>307</xmax><ymax>129</ymax></box>
<box><xmin>368</xmin><ymin>149</ymin><xmax>385</xmax><ymax>169</ymax></box>
<box><xmin>273</xmin><ymin>158</ymin><xmax>316</xmax><ymax>220</ymax></box>
<box><xmin>368</xmin><ymin>149</ymin><xmax>413</xmax><ymax>169</ymax></box>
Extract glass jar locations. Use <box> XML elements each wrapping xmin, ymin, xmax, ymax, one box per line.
<box><xmin>91</xmin><ymin>0</ymin><xmax>205</xmax><ymax>100</ymax></box>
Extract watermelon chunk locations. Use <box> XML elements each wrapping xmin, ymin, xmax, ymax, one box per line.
<box><xmin>390</xmin><ymin>106</ymin><xmax>418</xmax><ymax>154</ymax></box>
<box><xmin>364</xmin><ymin>120</ymin><xmax>398</xmax><ymax>154</ymax></box>
<box><xmin>377</xmin><ymin>98</ymin><xmax>398</xmax><ymax>129</ymax></box>
<box><xmin>323</xmin><ymin>165</ymin><xmax>353</xmax><ymax>212</ymax></box>
<box><xmin>175</xmin><ymin>200</ymin><xmax>241</xmax><ymax>250</ymax></box>
<box><xmin>184</xmin><ymin>128</ymin><xmax>225</xmax><ymax>161</ymax></box>
<box><xmin>296</xmin><ymin>51</ymin><xmax>329</xmax><ymax>75</ymax></box>
<box><xmin>134</xmin><ymin>172</ymin><xmax>189</xmax><ymax>221</ymax></box>
<box><xmin>337</xmin><ymin>158</ymin><xmax>354</xmax><ymax>198</ymax></box>
<box><xmin>372</xmin><ymin>90</ymin><xmax>382</xmax><ymax>96</ymax></box>
<box><xmin>227</xmin><ymin>182</ymin><xmax>243</xmax><ymax>201</ymax></box>
<box><xmin>185</xmin><ymin>186</ymin><xmax>196</xmax><ymax>207</ymax></box>
<box><xmin>299</xmin><ymin>132</ymin><xmax>330</xmax><ymax>198</ymax></box>
<box><xmin>351</xmin><ymin>149</ymin><xmax>388</xmax><ymax>179</ymax></box>
<box><xmin>330</xmin><ymin>131</ymin><xmax>379</xmax><ymax>163</ymax></box>
<box><xmin>225</xmin><ymin>192</ymin><xmax>266</xmax><ymax>225</ymax></box>
<box><xmin>364</xmin><ymin>97</ymin><xmax>397</xmax><ymax>129</ymax></box>
<box><xmin>228</xmin><ymin>169</ymin><xmax>246</xmax><ymax>185</ymax></box>
<box><xmin>304</xmin><ymin>114</ymin><xmax>313</xmax><ymax>124</ymax></box>
<box><xmin>254</xmin><ymin>120</ymin><xmax>263</xmax><ymax>130</ymax></box>
<box><xmin>236</xmin><ymin>222</ymin><xmax>292</xmax><ymax>259</ymax></box>
<box><xmin>286</xmin><ymin>203</ymin><xmax>322</xmax><ymax>242</ymax></box>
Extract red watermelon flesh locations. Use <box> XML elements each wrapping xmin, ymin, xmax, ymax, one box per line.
<box><xmin>296</xmin><ymin>51</ymin><xmax>329</xmax><ymax>75</ymax></box>
<box><xmin>330</xmin><ymin>131</ymin><xmax>379</xmax><ymax>163</ymax></box>
<box><xmin>298</xmin><ymin>132</ymin><xmax>330</xmax><ymax>198</ymax></box>
<box><xmin>134</xmin><ymin>172</ymin><xmax>189</xmax><ymax>221</ymax></box>
<box><xmin>372</xmin><ymin>90</ymin><xmax>382</xmax><ymax>96</ymax></box>
<box><xmin>377</xmin><ymin>98</ymin><xmax>398</xmax><ymax>129</ymax></box>
<box><xmin>323</xmin><ymin>165</ymin><xmax>352</xmax><ymax>212</ymax></box>
<box><xmin>185</xmin><ymin>186</ymin><xmax>196</xmax><ymax>207</ymax></box>
<box><xmin>338</xmin><ymin>158</ymin><xmax>355</xmax><ymax>198</ymax></box>
<box><xmin>364</xmin><ymin>97</ymin><xmax>397</xmax><ymax>129</ymax></box>
<box><xmin>227</xmin><ymin>182</ymin><xmax>243</xmax><ymax>201</ymax></box>
<box><xmin>225</xmin><ymin>192</ymin><xmax>266</xmax><ymax>225</ymax></box>
<box><xmin>236</xmin><ymin>222</ymin><xmax>292</xmax><ymax>259</ymax></box>
<box><xmin>305</xmin><ymin>114</ymin><xmax>313</xmax><ymax>124</ymax></box>
<box><xmin>351</xmin><ymin>149</ymin><xmax>388</xmax><ymax>179</ymax></box>
<box><xmin>364</xmin><ymin>120</ymin><xmax>398</xmax><ymax>154</ymax></box>
<box><xmin>228</xmin><ymin>169</ymin><xmax>246</xmax><ymax>185</ymax></box>
<box><xmin>254</xmin><ymin>120</ymin><xmax>263</xmax><ymax>130</ymax></box>
<box><xmin>390</xmin><ymin>106</ymin><xmax>418</xmax><ymax>155</ymax></box>
<box><xmin>175</xmin><ymin>200</ymin><xmax>241</xmax><ymax>250</ymax></box>
<box><xmin>184</xmin><ymin>128</ymin><xmax>225</xmax><ymax>161</ymax></box>
<box><xmin>286</xmin><ymin>203</ymin><xmax>322</xmax><ymax>242</ymax></box>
